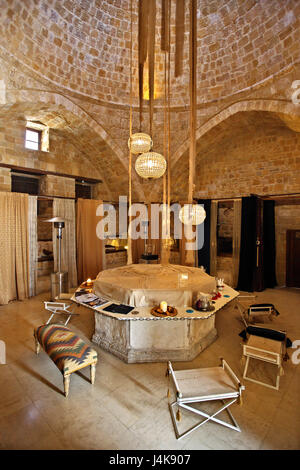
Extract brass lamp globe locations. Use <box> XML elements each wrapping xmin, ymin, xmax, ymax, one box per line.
<box><xmin>135</xmin><ymin>151</ymin><xmax>167</xmax><ymax>179</ymax></box>
<box><xmin>128</xmin><ymin>133</ymin><xmax>152</xmax><ymax>154</ymax></box>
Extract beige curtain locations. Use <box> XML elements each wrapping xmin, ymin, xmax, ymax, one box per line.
<box><xmin>210</xmin><ymin>200</ymin><xmax>218</xmax><ymax>277</ymax></box>
<box><xmin>232</xmin><ymin>198</ymin><xmax>242</xmax><ymax>288</ymax></box>
<box><xmin>76</xmin><ymin>198</ymin><xmax>104</xmax><ymax>284</ymax></box>
<box><xmin>0</xmin><ymin>192</ymin><xmax>29</xmax><ymax>305</ymax></box>
<box><xmin>28</xmin><ymin>195</ymin><xmax>37</xmax><ymax>297</ymax></box>
<box><xmin>53</xmin><ymin>198</ymin><xmax>77</xmax><ymax>288</ymax></box>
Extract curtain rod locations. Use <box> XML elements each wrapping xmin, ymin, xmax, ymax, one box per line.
<box><xmin>211</xmin><ymin>198</ymin><xmax>242</xmax><ymax>203</ymax></box>
<box><xmin>0</xmin><ymin>163</ymin><xmax>102</xmax><ymax>184</ymax></box>
<box><xmin>37</xmin><ymin>195</ymin><xmax>74</xmax><ymax>201</ymax></box>
<box><xmin>38</xmin><ymin>197</ymin><xmax>153</xmax><ymax>204</ymax></box>
<box><xmin>195</xmin><ymin>193</ymin><xmax>300</xmax><ymax>202</ymax></box>
<box><xmin>195</xmin><ymin>196</ymin><xmax>245</xmax><ymax>202</ymax></box>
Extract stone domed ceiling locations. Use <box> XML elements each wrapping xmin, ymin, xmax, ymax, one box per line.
<box><xmin>0</xmin><ymin>0</ymin><xmax>300</xmax><ymax>201</ymax></box>
<box><xmin>1</xmin><ymin>0</ymin><xmax>298</xmax><ymax>106</ymax></box>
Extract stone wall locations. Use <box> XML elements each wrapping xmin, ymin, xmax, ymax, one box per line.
<box><xmin>0</xmin><ymin>116</ymin><xmax>104</xmax><ymax>183</ymax></box>
<box><xmin>39</xmin><ymin>174</ymin><xmax>75</xmax><ymax>198</ymax></box>
<box><xmin>37</xmin><ymin>200</ymin><xmax>53</xmax><ymax>241</ymax></box>
<box><xmin>105</xmin><ymin>251</ymin><xmax>127</xmax><ymax>270</ymax></box>
<box><xmin>0</xmin><ymin>167</ymin><xmax>11</xmax><ymax>192</ymax></box>
<box><xmin>218</xmin><ymin>204</ymin><xmax>234</xmax><ymax>239</ymax></box>
<box><xmin>193</xmin><ymin>116</ymin><xmax>300</xmax><ymax>200</ymax></box>
<box><xmin>217</xmin><ymin>256</ymin><xmax>233</xmax><ymax>287</ymax></box>
<box><xmin>0</xmin><ymin>1</ymin><xmax>299</xmax><ymax>204</ymax></box>
<box><xmin>1</xmin><ymin>0</ymin><xmax>299</xmax><ymax>106</ymax></box>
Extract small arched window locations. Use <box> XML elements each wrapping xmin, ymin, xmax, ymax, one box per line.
<box><xmin>25</xmin><ymin>121</ymin><xmax>49</xmax><ymax>152</ymax></box>
<box><xmin>25</xmin><ymin>128</ymin><xmax>41</xmax><ymax>150</ymax></box>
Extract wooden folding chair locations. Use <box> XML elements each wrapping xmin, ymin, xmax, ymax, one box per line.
<box><xmin>167</xmin><ymin>359</ymin><xmax>245</xmax><ymax>440</ymax></box>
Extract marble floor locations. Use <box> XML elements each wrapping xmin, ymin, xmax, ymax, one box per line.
<box><xmin>0</xmin><ymin>287</ymin><xmax>299</xmax><ymax>450</ymax></box>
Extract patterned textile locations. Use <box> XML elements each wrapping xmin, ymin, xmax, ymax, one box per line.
<box><xmin>35</xmin><ymin>324</ymin><xmax>97</xmax><ymax>374</ymax></box>
<box><xmin>28</xmin><ymin>195</ymin><xmax>37</xmax><ymax>297</ymax></box>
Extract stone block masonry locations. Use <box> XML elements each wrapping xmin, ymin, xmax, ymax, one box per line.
<box><xmin>0</xmin><ymin>168</ymin><xmax>11</xmax><ymax>192</ymax></box>
<box><xmin>39</xmin><ymin>174</ymin><xmax>75</xmax><ymax>199</ymax></box>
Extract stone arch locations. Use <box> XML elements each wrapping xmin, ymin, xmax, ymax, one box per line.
<box><xmin>2</xmin><ymin>88</ymin><xmax>145</xmax><ymax>200</ymax></box>
<box><xmin>171</xmin><ymin>99</ymin><xmax>300</xmax><ymax>169</ymax></box>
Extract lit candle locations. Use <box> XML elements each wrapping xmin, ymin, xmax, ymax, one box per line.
<box><xmin>160</xmin><ymin>301</ymin><xmax>168</xmax><ymax>313</ymax></box>
<box><xmin>86</xmin><ymin>278</ymin><xmax>93</xmax><ymax>287</ymax></box>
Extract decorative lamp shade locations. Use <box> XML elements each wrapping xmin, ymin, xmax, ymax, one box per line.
<box><xmin>45</xmin><ymin>217</ymin><xmax>65</xmax><ymax>223</ymax></box>
<box><xmin>135</xmin><ymin>151</ymin><xmax>167</xmax><ymax>179</ymax></box>
<box><xmin>45</xmin><ymin>216</ymin><xmax>65</xmax><ymax>229</ymax></box>
<box><xmin>179</xmin><ymin>204</ymin><xmax>206</xmax><ymax>225</ymax></box>
<box><xmin>128</xmin><ymin>133</ymin><xmax>152</xmax><ymax>154</ymax></box>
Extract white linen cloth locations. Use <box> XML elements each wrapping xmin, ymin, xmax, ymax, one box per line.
<box><xmin>93</xmin><ymin>264</ymin><xmax>217</xmax><ymax>307</ymax></box>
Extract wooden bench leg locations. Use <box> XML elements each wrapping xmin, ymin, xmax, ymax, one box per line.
<box><xmin>64</xmin><ymin>373</ymin><xmax>71</xmax><ymax>397</ymax></box>
<box><xmin>90</xmin><ymin>363</ymin><xmax>96</xmax><ymax>385</ymax></box>
<box><xmin>34</xmin><ymin>335</ymin><xmax>41</xmax><ymax>355</ymax></box>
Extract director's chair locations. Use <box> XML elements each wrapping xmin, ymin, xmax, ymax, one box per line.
<box><xmin>241</xmin><ymin>333</ymin><xmax>285</xmax><ymax>390</ymax></box>
<box><xmin>235</xmin><ymin>295</ymin><xmax>279</xmax><ymax>325</ymax></box>
<box><xmin>167</xmin><ymin>359</ymin><xmax>245</xmax><ymax>440</ymax></box>
<box><xmin>44</xmin><ymin>298</ymin><xmax>79</xmax><ymax>326</ymax></box>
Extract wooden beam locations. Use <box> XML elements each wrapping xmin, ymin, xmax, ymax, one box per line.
<box><xmin>188</xmin><ymin>0</ymin><xmax>197</xmax><ymax>204</ymax></box>
<box><xmin>175</xmin><ymin>0</ymin><xmax>185</xmax><ymax>77</ymax></box>
<box><xmin>0</xmin><ymin>163</ymin><xmax>102</xmax><ymax>184</ymax></box>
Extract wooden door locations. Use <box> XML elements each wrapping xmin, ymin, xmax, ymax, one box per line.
<box><xmin>286</xmin><ymin>230</ymin><xmax>300</xmax><ymax>287</ymax></box>
<box><xmin>253</xmin><ymin>198</ymin><xmax>264</xmax><ymax>291</ymax></box>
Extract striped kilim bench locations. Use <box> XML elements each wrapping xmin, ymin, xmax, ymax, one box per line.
<box><xmin>34</xmin><ymin>324</ymin><xmax>98</xmax><ymax>397</ymax></box>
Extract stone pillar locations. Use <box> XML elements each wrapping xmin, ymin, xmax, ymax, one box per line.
<box><xmin>92</xmin><ymin>183</ymin><xmax>104</xmax><ymax>200</ymax></box>
<box><xmin>0</xmin><ymin>167</ymin><xmax>11</xmax><ymax>192</ymax></box>
<box><xmin>39</xmin><ymin>174</ymin><xmax>75</xmax><ymax>198</ymax></box>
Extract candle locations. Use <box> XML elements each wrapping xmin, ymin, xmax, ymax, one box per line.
<box><xmin>86</xmin><ymin>278</ymin><xmax>93</xmax><ymax>287</ymax></box>
<box><xmin>160</xmin><ymin>301</ymin><xmax>168</xmax><ymax>313</ymax></box>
